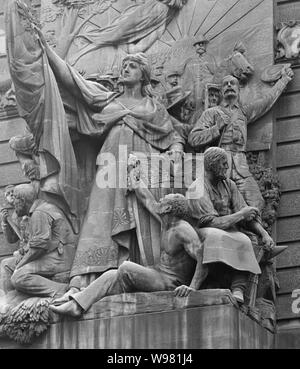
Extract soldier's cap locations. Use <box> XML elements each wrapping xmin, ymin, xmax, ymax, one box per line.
<box><xmin>165</xmin><ymin>68</ymin><xmax>182</xmax><ymax>78</ymax></box>
<box><xmin>206</xmin><ymin>83</ymin><xmax>221</xmax><ymax>92</ymax></box>
<box><xmin>166</xmin><ymin>86</ymin><xmax>191</xmax><ymax>111</ymax></box>
<box><xmin>192</xmin><ymin>34</ymin><xmax>209</xmax><ymax>46</ymax></box>
<box><xmin>9</xmin><ymin>133</ymin><xmax>36</xmax><ymax>155</ymax></box>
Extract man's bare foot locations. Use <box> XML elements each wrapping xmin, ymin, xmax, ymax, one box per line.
<box><xmin>52</xmin><ymin>287</ymin><xmax>80</xmax><ymax>306</ymax></box>
<box><xmin>49</xmin><ymin>300</ymin><xmax>82</xmax><ymax>317</ymax></box>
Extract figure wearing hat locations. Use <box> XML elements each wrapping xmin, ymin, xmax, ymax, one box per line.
<box><xmin>148</xmin><ymin>63</ymin><xmax>169</xmax><ymax>101</ymax></box>
<box><xmin>191</xmin><ymin>82</ymin><xmax>223</xmax><ymax>128</ymax></box>
<box><xmin>9</xmin><ymin>133</ymin><xmax>40</xmax><ymax>183</ymax></box>
<box><xmin>149</xmin><ymin>74</ymin><xmax>166</xmax><ymax>100</ymax></box>
<box><xmin>204</xmin><ymin>83</ymin><xmax>222</xmax><ymax>110</ymax></box>
<box><xmin>184</xmin><ymin>34</ymin><xmax>217</xmax><ymax>119</ymax></box>
<box><xmin>165</xmin><ymin>68</ymin><xmax>182</xmax><ymax>89</ymax></box>
<box><xmin>165</xmin><ymin>86</ymin><xmax>194</xmax><ymax>142</ymax></box>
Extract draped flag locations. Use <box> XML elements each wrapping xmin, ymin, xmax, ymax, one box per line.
<box><xmin>5</xmin><ymin>0</ymin><xmax>81</xmax><ymax>232</ymax></box>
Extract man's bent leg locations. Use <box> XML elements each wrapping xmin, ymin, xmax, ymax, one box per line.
<box><xmin>11</xmin><ymin>250</ymin><xmax>69</xmax><ymax>297</ymax></box>
<box><xmin>117</xmin><ymin>261</ymin><xmax>173</xmax><ymax>292</ymax></box>
<box><xmin>231</xmin><ymin>270</ymin><xmax>249</xmax><ymax>303</ymax></box>
<box><xmin>71</xmin><ymin>269</ymin><xmax>121</xmax><ymax>312</ymax></box>
<box><xmin>72</xmin><ymin>261</ymin><xmax>170</xmax><ymax>312</ymax></box>
<box><xmin>11</xmin><ymin>268</ymin><xmax>68</xmax><ymax>297</ymax></box>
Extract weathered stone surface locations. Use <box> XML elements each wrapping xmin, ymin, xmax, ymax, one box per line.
<box><xmin>276</xmin><ymin>328</ymin><xmax>300</xmax><ymax>349</ymax></box>
<box><xmin>0</xmin><ymin>290</ymin><xmax>274</xmax><ymax>349</ymax></box>
<box><xmin>51</xmin><ymin>289</ymin><xmax>238</xmax><ymax>323</ymax></box>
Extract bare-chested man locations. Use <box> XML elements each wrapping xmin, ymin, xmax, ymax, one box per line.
<box><xmin>50</xmin><ymin>174</ymin><xmax>207</xmax><ymax>317</ymax></box>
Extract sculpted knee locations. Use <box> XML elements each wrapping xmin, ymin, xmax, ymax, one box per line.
<box><xmin>117</xmin><ymin>261</ymin><xmax>138</xmax><ymax>286</ymax></box>
<box><xmin>117</xmin><ymin>261</ymin><xmax>132</xmax><ymax>278</ymax></box>
<box><xmin>11</xmin><ymin>271</ymin><xmax>31</xmax><ymax>291</ymax></box>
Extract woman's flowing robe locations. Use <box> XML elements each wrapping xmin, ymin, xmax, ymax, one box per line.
<box><xmin>6</xmin><ymin>0</ymin><xmax>184</xmax><ymax>279</ymax></box>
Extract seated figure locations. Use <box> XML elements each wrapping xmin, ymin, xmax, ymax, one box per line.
<box><xmin>4</xmin><ymin>184</ymin><xmax>77</xmax><ymax>298</ymax></box>
<box><xmin>0</xmin><ymin>185</ymin><xmax>32</xmax><ymax>293</ymax></box>
<box><xmin>187</xmin><ymin>147</ymin><xmax>274</xmax><ymax>303</ymax></box>
<box><xmin>49</xmin><ymin>190</ymin><xmax>208</xmax><ymax>317</ymax></box>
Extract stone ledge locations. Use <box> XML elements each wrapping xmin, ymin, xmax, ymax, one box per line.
<box><xmin>50</xmin><ymin>288</ymin><xmax>238</xmax><ymax>323</ymax></box>
<box><xmin>0</xmin><ymin>289</ymin><xmax>274</xmax><ymax>349</ymax></box>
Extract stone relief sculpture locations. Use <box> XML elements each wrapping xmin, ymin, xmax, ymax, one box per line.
<box><xmin>188</xmin><ymin>70</ymin><xmax>294</xmax><ymax>210</ymax></box>
<box><xmin>187</xmin><ymin>147</ymin><xmax>270</xmax><ymax>304</ymax></box>
<box><xmin>182</xmin><ymin>34</ymin><xmax>216</xmax><ymax>114</ymax></box>
<box><xmin>6</xmin><ymin>0</ymin><xmax>185</xmax><ymax>298</ymax></box>
<box><xmin>204</xmin><ymin>83</ymin><xmax>222</xmax><ymax>110</ymax></box>
<box><xmin>68</xmin><ymin>0</ymin><xmax>188</xmax><ymax>65</ymax></box>
<box><xmin>4</xmin><ymin>183</ymin><xmax>76</xmax><ymax>298</ymax></box>
<box><xmin>0</xmin><ymin>185</ymin><xmax>30</xmax><ymax>294</ymax></box>
<box><xmin>276</xmin><ymin>21</ymin><xmax>300</xmax><ymax>60</ymax></box>
<box><xmin>0</xmin><ymin>68</ymin><xmax>17</xmax><ymax>111</ymax></box>
<box><xmin>50</xmin><ymin>166</ymin><xmax>207</xmax><ymax>316</ymax></box>
<box><xmin>43</xmin><ymin>0</ymin><xmax>188</xmax><ymax>75</ymax></box>
<box><xmin>0</xmin><ymin>0</ymin><xmax>291</xmax><ymax>345</ymax></box>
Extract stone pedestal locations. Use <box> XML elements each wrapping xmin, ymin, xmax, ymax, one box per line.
<box><xmin>0</xmin><ymin>289</ymin><xmax>274</xmax><ymax>349</ymax></box>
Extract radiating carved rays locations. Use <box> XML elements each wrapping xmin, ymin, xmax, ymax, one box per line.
<box><xmin>159</xmin><ymin>0</ymin><xmax>266</xmax><ymax>46</ymax></box>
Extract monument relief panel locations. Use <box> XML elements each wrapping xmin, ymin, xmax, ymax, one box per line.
<box><xmin>0</xmin><ymin>0</ymin><xmax>294</xmax><ymax>348</ymax></box>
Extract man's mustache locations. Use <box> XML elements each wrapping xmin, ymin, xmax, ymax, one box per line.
<box><xmin>224</xmin><ymin>88</ymin><xmax>236</xmax><ymax>93</ymax></box>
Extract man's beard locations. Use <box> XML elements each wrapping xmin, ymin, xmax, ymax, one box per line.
<box><xmin>211</xmin><ymin>166</ymin><xmax>227</xmax><ymax>181</ymax></box>
<box><xmin>224</xmin><ymin>89</ymin><xmax>237</xmax><ymax>99</ymax></box>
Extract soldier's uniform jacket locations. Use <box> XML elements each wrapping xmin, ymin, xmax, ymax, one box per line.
<box><xmin>188</xmin><ymin>78</ymin><xmax>289</xmax><ymax>178</ymax></box>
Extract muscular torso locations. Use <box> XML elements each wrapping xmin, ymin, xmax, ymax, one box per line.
<box><xmin>158</xmin><ymin>220</ymin><xmax>199</xmax><ymax>285</ymax></box>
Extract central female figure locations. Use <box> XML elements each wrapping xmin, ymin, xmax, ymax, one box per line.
<box><xmin>45</xmin><ymin>45</ymin><xmax>185</xmax><ymax>286</ymax></box>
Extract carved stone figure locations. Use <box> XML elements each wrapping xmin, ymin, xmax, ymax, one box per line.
<box><xmin>49</xmin><ymin>189</ymin><xmax>206</xmax><ymax>317</ymax></box>
<box><xmin>165</xmin><ymin>68</ymin><xmax>182</xmax><ymax>88</ymax></box>
<box><xmin>276</xmin><ymin>21</ymin><xmax>300</xmax><ymax>60</ymax></box>
<box><xmin>0</xmin><ymin>185</ymin><xmax>26</xmax><ymax>252</ymax></box>
<box><xmin>0</xmin><ymin>195</ymin><xmax>30</xmax><ymax>294</ymax></box>
<box><xmin>0</xmin><ymin>185</ymin><xmax>24</xmax><ymax>293</ymax></box>
<box><xmin>6</xmin><ymin>183</ymin><xmax>77</xmax><ymax>298</ymax></box>
<box><xmin>187</xmin><ymin>147</ymin><xmax>274</xmax><ymax>304</ymax></box>
<box><xmin>68</xmin><ymin>0</ymin><xmax>188</xmax><ymax>66</ymax></box>
<box><xmin>214</xmin><ymin>42</ymin><xmax>254</xmax><ymax>85</ymax></box>
<box><xmin>204</xmin><ymin>83</ymin><xmax>222</xmax><ymax>110</ymax></box>
<box><xmin>188</xmin><ymin>70</ymin><xmax>294</xmax><ymax>210</ymax></box>
<box><xmin>165</xmin><ymin>86</ymin><xmax>194</xmax><ymax>141</ymax></box>
<box><xmin>6</xmin><ymin>1</ymin><xmax>186</xmax><ymax>291</ymax></box>
<box><xmin>183</xmin><ymin>34</ymin><xmax>216</xmax><ymax>114</ymax></box>
<box><xmin>9</xmin><ymin>134</ymin><xmax>40</xmax><ymax>182</ymax></box>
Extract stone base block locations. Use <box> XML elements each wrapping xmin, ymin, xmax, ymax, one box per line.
<box><xmin>0</xmin><ymin>289</ymin><xmax>274</xmax><ymax>349</ymax></box>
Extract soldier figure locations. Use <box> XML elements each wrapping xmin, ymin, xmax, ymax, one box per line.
<box><xmin>188</xmin><ymin>69</ymin><xmax>294</xmax><ymax>209</ymax></box>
